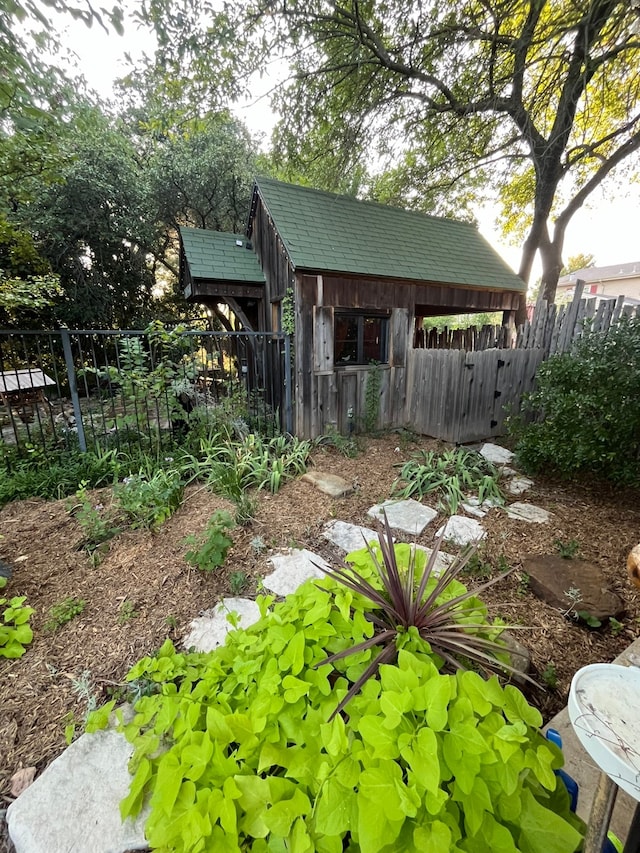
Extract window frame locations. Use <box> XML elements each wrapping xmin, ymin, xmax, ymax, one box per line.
<box><xmin>334</xmin><ymin>310</ymin><xmax>390</xmax><ymax>366</ymax></box>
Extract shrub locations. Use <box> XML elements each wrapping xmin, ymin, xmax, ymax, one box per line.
<box><xmin>511</xmin><ymin>316</ymin><xmax>640</xmax><ymax>484</ymax></box>
<box><xmin>113</xmin><ymin>468</ymin><xmax>184</xmax><ymax>530</ymax></box>
<box><xmin>97</xmin><ymin>539</ymin><xmax>584</xmax><ymax>852</ymax></box>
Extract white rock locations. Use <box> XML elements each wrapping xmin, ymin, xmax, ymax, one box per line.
<box><xmin>263</xmin><ymin>549</ymin><xmax>329</xmax><ymax>596</ymax></box>
<box><xmin>183</xmin><ymin>597</ymin><xmax>261</xmax><ymax>652</ymax></box>
<box><xmin>479</xmin><ymin>443</ymin><xmax>515</xmax><ymax>465</ymax></box>
<box><xmin>412</xmin><ymin>545</ymin><xmax>456</xmax><ymax>577</ymax></box>
<box><xmin>505</xmin><ymin>502</ymin><xmax>550</xmax><ymax>523</ymax></box>
<box><xmin>367</xmin><ymin>499</ymin><xmax>437</xmax><ymax>535</ymax></box>
<box><xmin>507</xmin><ymin>476</ymin><xmax>534</xmax><ymax>496</ymax></box>
<box><xmin>501</xmin><ymin>466</ymin><xmax>518</xmax><ymax>477</ymax></box>
<box><xmin>461</xmin><ymin>501</ymin><xmax>487</xmax><ymax>518</ymax></box>
<box><xmin>436</xmin><ymin>516</ymin><xmax>486</xmax><ymax>546</ymax></box>
<box><xmin>7</xmin><ymin>729</ymin><xmax>149</xmax><ymax>853</ymax></box>
<box><xmin>323</xmin><ymin>520</ymin><xmax>380</xmax><ymax>553</ymax></box>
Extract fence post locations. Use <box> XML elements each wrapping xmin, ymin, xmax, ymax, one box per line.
<box><xmin>60</xmin><ymin>329</ymin><xmax>87</xmax><ymax>452</ymax></box>
<box><xmin>284</xmin><ymin>334</ymin><xmax>293</xmax><ymax>435</ymax></box>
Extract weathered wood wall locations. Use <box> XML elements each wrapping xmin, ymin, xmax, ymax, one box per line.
<box><xmin>250</xmin><ymin>197</ymin><xmax>296</xmax><ymax>330</ymax></box>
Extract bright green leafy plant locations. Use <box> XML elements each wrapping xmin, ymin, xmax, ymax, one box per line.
<box><xmin>184</xmin><ymin>510</ymin><xmax>234</xmax><ymax>572</ymax></box>
<box><xmin>99</xmin><ymin>531</ymin><xmax>583</xmax><ymax>853</ymax></box>
<box><xmin>393</xmin><ymin>447</ymin><xmax>504</xmax><ymax>513</ymax></box>
<box><xmin>0</xmin><ymin>577</ymin><xmax>35</xmax><ymax>658</ymax></box>
<box><xmin>113</xmin><ymin>468</ymin><xmax>184</xmax><ymax>530</ymax></box>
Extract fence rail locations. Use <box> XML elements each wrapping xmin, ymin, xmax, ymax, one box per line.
<box><xmin>0</xmin><ymin>328</ymin><xmax>292</xmax><ymax>457</ymax></box>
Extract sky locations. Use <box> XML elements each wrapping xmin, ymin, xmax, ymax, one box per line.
<box><xmin>53</xmin><ymin>8</ymin><xmax>640</xmax><ymax>280</ymax></box>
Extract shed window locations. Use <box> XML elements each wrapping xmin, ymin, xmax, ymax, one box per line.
<box><xmin>334</xmin><ymin>313</ymin><xmax>389</xmax><ymax>365</ymax></box>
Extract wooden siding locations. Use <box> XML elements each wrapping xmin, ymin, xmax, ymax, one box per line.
<box><xmin>251</xmin><ymin>197</ymin><xmax>295</xmax><ymax>324</ymax></box>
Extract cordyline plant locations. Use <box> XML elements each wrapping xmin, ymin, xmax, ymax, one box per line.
<box><xmin>318</xmin><ymin>513</ymin><xmax>530</xmax><ymax>719</ymax></box>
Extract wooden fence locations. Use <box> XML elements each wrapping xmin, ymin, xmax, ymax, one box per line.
<box><xmin>406</xmin><ymin>283</ymin><xmax>640</xmax><ymax>443</ymax></box>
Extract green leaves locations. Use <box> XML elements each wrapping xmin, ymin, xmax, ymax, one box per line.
<box><xmin>183</xmin><ymin>510</ymin><xmax>234</xmax><ymax>572</ymax></box>
<box><xmin>0</xmin><ymin>579</ymin><xmax>35</xmax><ymax>658</ymax></box>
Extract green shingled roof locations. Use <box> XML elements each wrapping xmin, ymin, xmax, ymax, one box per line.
<box><xmin>254</xmin><ymin>177</ymin><xmax>525</xmax><ymax>292</ymax></box>
<box><xmin>180</xmin><ymin>227</ymin><xmax>265</xmax><ymax>283</ymax></box>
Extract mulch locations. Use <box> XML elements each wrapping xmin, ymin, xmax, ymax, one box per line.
<box><xmin>1</xmin><ymin>433</ymin><xmax>639</xmax><ymax>852</ymax></box>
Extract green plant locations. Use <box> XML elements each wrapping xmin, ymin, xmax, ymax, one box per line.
<box><xmin>363</xmin><ymin>361</ymin><xmax>382</xmax><ymax>433</ymax></box>
<box><xmin>281</xmin><ymin>287</ymin><xmax>296</xmax><ymax>335</ymax></box>
<box><xmin>230</xmin><ymin>570</ymin><xmax>249</xmax><ymax>594</ymax></box>
<box><xmin>44</xmin><ymin>597</ymin><xmax>86</xmax><ymax>632</ymax></box>
<box><xmin>393</xmin><ymin>447</ymin><xmax>504</xmax><ymax>514</ymax></box>
<box><xmin>542</xmin><ymin>662</ymin><xmax>559</xmax><ymax>689</ymax></box>
<box><xmin>577</xmin><ymin>611</ymin><xmax>602</xmax><ymax>628</ymax></box>
<box><xmin>68</xmin><ymin>481</ymin><xmax>121</xmax><ymax>560</ymax></box>
<box><xmin>554</xmin><ymin>539</ymin><xmax>580</xmax><ymax>559</ymax></box>
<box><xmin>609</xmin><ymin>616</ymin><xmax>624</xmax><ymax>636</ymax></box>
<box><xmin>511</xmin><ymin>316</ymin><xmax>640</xmax><ymax>485</ymax></box>
<box><xmin>164</xmin><ymin>615</ymin><xmax>178</xmax><ymax>631</ymax></box>
<box><xmin>184</xmin><ymin>510</ymin><xmax>234</xmax><ymax>572</ymax></box>
<box><xmin>0</xmin><ymin>577</ymin><xmax>35</xmax><ymax>658</ymax></box>
<box><xmin>113</xmin><ymin>468</ymin><xmax>184</xmax><ymax>530</ymax></box>
<box><xmin>317</xmin><ymin>426</ymin><xmax>361</xmax><ymax>458</ymax></box>
<box><xmin>250</xmin><ymin>535</ymin><xmax>267</xmax><ymax>555</ymax></box>
<box><xmin>234</xmin><ymin>493</ymin><xmax>257</xmax><ymax>526</ymax></box>
<box><xmin>517</xmin><ymin>572</ymin><xmax>531</xmax><ymax>596</ymax></box>
<box><xmin>118</xmin><ymin>600</ymin><xmax>138</xmax><ymax>625</ymax></box>
<box><xmin>95</xmin><ymin>535</ymin><xmax>584</xmax><ymax>852</ymax></box>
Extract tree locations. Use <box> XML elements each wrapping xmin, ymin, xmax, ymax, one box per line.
<box><xmin>144</xmin><ymin>1</ymin><xmax>640</xmax><ymax>311</ymax></box>
<box><xmin>560</xmin><ymin>253</ymin><xmax>596</xmax><ymax>276</ymax></box>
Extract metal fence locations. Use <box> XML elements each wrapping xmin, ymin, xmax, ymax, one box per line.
<box><xmin>0</xmin><ymin>328</ymin><xmax>292</xmax><ymax>457</ymax></box>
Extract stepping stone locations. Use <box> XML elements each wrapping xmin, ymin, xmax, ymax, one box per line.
<box><xmin>502</xmin><ymin>632</ymin><xmax>531</xmax><ymax>686</ymax></box>
<box><xmin>436</xmin><ymin>516</ymin><xmax>486</xmax><ymax>546</ymax></box>
<box><xmin>6</xmin><ymin>729</ymin><xmax>149</xmax><ymax>853</ymax></box>
<box><xmin>183</xmin><ymin>597</ymin><xmax>261</xmax><ymax>652</ymax></box>
<box><xmin>479</xmin><ymin>443</ymin><xmax>514</xmax><ymax>465</ymax></box>
<box><xmin>323</xmin><ymin>520</ymin><xmax>380</xmax><ymax>554</ymax></box>
<box><xmin>263</xmin><ymin>549</ymin><xmax>329</xmax><ymax>596</ymax></box>
<box><xmin>413</xmin><ymin>544</ymin><xmax>456</xmax><ymax>577</ymax></box>
<box><xmin>523</xmin><ymin>554</ymin><xmax>624</xmax><ymax>621</ymax></box>
<box><xmin>367</xmin><ymin>499</ymin><xmax>437</xmax><ymax>535</ymax></box>
<box><xmin>506</xmin><ymin>476</ymin><xmax>534</xmax><ymax>496</ymax></box>
<box><xmin>461</xmin><ymin>497</ymin><xmax>502</xmax><ymax>518</ymax></box>
<box><xmin>301</xmin><ymin>471</ymin><xmax>353</xmax><ymax>498</ymax></box>
<box><xmin>506</xmin><ymin>502</ymin><xmax>550</xmax><ymax>523</ymax></box>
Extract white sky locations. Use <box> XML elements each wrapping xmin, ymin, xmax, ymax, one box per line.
<box><xmin>53</xmin><ymin>9</ymin><xmax>640</xmax><ymax>280</ymax></box>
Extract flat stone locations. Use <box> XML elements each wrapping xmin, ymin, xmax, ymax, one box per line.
<box><xmin>479</xmin><ymin>443</ymin><xmax>514</xmax><ymax>465</ymax></box>
<box><xmin>506</xmin><ymin>502</ymin><xmax>550</xmax><ymax>523</ymax></box>
<box><xmin>7</xmin><ymin>729</ymin><xmax>149</xmax><ymax>853</ymax></box>
<box><xmin>413</xmin><ymin>544</ymin><xmax>456</xmax><ymax>577</ymax></box>
<box><xmin>506</xmin><ymin>476</ymin><xmax>534</xmax><ymax>496</ymax></box>
<box><xmin>323</xmin><ymin>520</ymin><xmax>380</xmax><ymax>554</ymax></box>
<box><xmin>263</xmin><ymin>549</ymin><xmax>329</xmax><ymax>596</ymax></box>
<box><xmin>301</xmin><ymin>471</ymin><xmax>353</xmax><ymax>498</ymax></box>
<box><xmin>183</xmin><ymin>597</ymin><xmax>261</xmax><ymax>652</ymax></box>
<box><xmin>461</xmin><ymin>499</ymin><xmax>487</xmax><ymax>518</ymax></box>
<box><xmin>367</xmin><ymin>499</ymin><xmax>437</xmax><ymax>535</ymax></box>
<box><xmin>523</xmin><ymin>554</ymin><xmax>624</xmax><ymax>620</ymax></box>
<box><xmin>502</xmin><ymin>631</ymin><xmax>531</xmax><ymax>685</ymax></box>
<box><xmin>436</xmin><ymin>516</ymin><xmax>486</xmax><ymax>546</ymax></box>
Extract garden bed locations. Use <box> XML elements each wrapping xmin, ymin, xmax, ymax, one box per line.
<box><xmin>1</xmin><ymin>434</ymin><xmax>639</xmax><ymax>850</ymax></box>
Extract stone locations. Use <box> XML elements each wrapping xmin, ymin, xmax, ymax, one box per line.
<box><xmin>263</xmin><ymin>549</ymin><xmax>329</xmax><ymax>596</ymax></box>
<box><xmin>6</xmin><ymin>729</ymin><xmax>149</xmax><ymax>853</ymax></box>
<box><xmin>506</xmin><ymin>502</ymin><xmax>550</xmax><ymax>523</ymax></box>
<box><xmin>461</xmin><ymin>501</ymin><xmax>487</xmax><ymax>518</ymax></box>
<box><xmin>367</xmin><ymin>499</ymin><xmax>437</xmax><ymax>535</ymax></box>
<box><xmin>300</xmin><ymin>471</ymin><xmax>353</xmax><ymax>498</ymax></box>
<box><xmin>413</xmin><ymin>544</ymin><xmax>456</xmax><ymax>577</ymax></box>
<box><xmin>436</xmin><ymin>516</ymin><xmax>486</xmax><ymax>546</ymax></box>
<box><xmin>506</xmin><ymin>476</ymin><xmax>534</xmax><ymax>496</ymax></box>
<box><xmin>183</xmin><ymin>597</ymin><xmax>261</xmax><ymax>652</ymax></box>
<box><xmin>323</xmin><ymin>520</ymin><xmax>380</xmax><ymax>554</ymax></box>
<box><xmin>479</xmin><ymin>443</ymin><xmax>514</xmax><ymax>465</ymax></box>
<box><xmin>523</xmin><ymin>554</ymin><xmax>624</xmax><ymax>620</ymax></box>
<box><xmin>502</xmin><ymin>631</ymin><xmax>531</xmax><ymax>685</ymax></box>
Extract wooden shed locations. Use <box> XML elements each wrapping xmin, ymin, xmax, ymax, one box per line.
<box><xmin>179</xmin><ymin>178</ymin><xmax>526</xmax><ymax>439</ymax></box>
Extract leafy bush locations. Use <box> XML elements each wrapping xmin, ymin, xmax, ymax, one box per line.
<box><xmin>184</xmin><ymin>510</ymin><xmax>234</xmax><ymax>572</ymax></box>
<box><xmin>393</xmin><ymin>448</ymin><xmax>504</xmax><ymax>513</ymax></box>
<box><xmin>511</xmin><ymin>316</ymin><xmax>640</xmax><ymax>484</ymax></box>
<box><xmin>0</xmin><ymin>577</ymin><xmax>35</xmax><ymax>658</ymax></box>
<box><xmin>113</xmin><ymin>468</ymin><xmax>184</xmax><ymax>529</ymax></box>
<box><xmin>97</xmin><ymin>540</ymin><xmax>583</xmax><ymax>853</ymax></box>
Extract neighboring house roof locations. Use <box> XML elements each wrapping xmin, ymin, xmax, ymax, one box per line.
<box><xmin>250</xmin><ymin>177</ymin><xmax>526</xmax><ymax>292</ymax></box>
<box><xmin>558</xmin><ymin>261</ymin><xmax>640</xmax><ymax>287</ymax></box>
<box><xmin>0</xmin><ymin>369</ymin><xmax>55</xmax><ymax>393</ymax></box>
<box><xmin>179</xmin><ymin>227</ymin><xmax>265</xmax><ymax>283</ymax></box>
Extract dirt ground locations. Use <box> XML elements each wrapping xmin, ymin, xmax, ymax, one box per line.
<box><xmin>1</xmin><ymin>433</ymin><xmax>639</xmax><ymax>849</ymax></box>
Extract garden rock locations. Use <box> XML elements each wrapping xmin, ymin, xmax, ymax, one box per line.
<box><xmin>367</xmin><ymin>499</ymin><xmax>437</xmax><ymax>535</ymax></box>
<box><xmin>413</xmin><ymin>544</ymin><xmax>456</xmax><ymax>577</ymax></box>
<box><xmin>506</xmin><ymin>476</ymin><xmax>534</xmax><ymax>496</ymax></box>
<box><xmin>323</xmin><ymin>520</ymin><xmax>380</xmax><ymax>553</ymax></box>
<box><xmin>523</xmin><ymin>554</ymin><xmax>624</xmax><ymax>620</ymax></box>
<box><xmin>506</xmin><ymin>502</ymin><xmax>550</xmax><ymax>523</ymax></box>
<box><xmin>461</xmin><ymin>497</ymin><xmax>502</xmax><ymax>518</ymax></box>
<box><xmin>479</xmin><ymin>443</ymin><xmax>514</xmax><ymax>465</ymax></box>
<box><xmin>301</xmin><ymin>471</ymin><xmax>353</xmax><ymax>498</ymax></box>
<box><xmin>502</xmin><ymin>632</ymin><xmax>532</xmax><ymax>685</ymax></box>
<box><xmin>436</xmin><ymin>516</ymin><xmax>486</xmax><ymax>546</ymax></box>
<box><xmin>6</xmin><ymin>729</ymin><xmax>149</xmax><ymax>853</ymax></box>
<box><xmin>183</xmin><ymin>597</ymin><xmax>261</xmax><ymax>652</ymax></box>
<box><xmin>263</xmin><ymin>549</ymin><xmax>329</xmax><ymax>596</ymax></box>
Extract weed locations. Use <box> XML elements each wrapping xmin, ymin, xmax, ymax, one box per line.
<box><xmin>164</xmin><ymin>615</ymin><xmax>178</xmax><ymax>631</ymax></box>
<box><xmin>113</xmin><ymin>468</ymin><xmax>183</xmax><ymax>530</ymax></box>
<box><xmin>609</xmin><ymin>616</ymin><xmax>624</xmax><ymax>636</ymax></box>
<box><xmin>517</xmin><ymin>572</ymin><xmax>530</xmax><ymax>596</ymax></box>
<box><xmin>555</xmin><ymin>539</ymin><xmax>580</xmax><ymax>559</ymax></box>
<box><xmin>118</xmin><ymin>600</ymin><xmax>138</xmax><ymax>625</ymax></box>
<box><xmin>44</xmin><ymin>597</ymin><xmax>86</xmax><ymax>632</ymax></box>
<box><xmin>250</xmin><ymin>535</ymin><xmax>267</xmax><ymax>555</ymax></box>
<box><xmin>235</xmin><ymin>494</ymin><xmax>257</xmax><ymax>526</ymax></box>
<box><xmin>318</xmin><ymin>427</ymin><xmax>361</xmax><ymax>458</ymax></box>
<box><xmin>184</xmin><ymin>510</ymin><xmax>234</xmax><ymax>571</ymax></box>
<box><xmin>577</xmin><ymin>610</ymin><xmax>602</xmax><ymax>628</ymax></box>
<box><xmin>230</xmin><ymin>571</ymin><xmax>249</xmax><ymax>594</ymax></box>
<box><xmin>542</xmin><ymin>662</ymin><xmax>558</xmax><ymax>689</ymax></box>
<box><xmin>68</xmin><ymin>481</ymin><xmax>120</xmax><ymax>561</ymax></box>
<box><xmin>462</xmin><ymin>552</ymin><xmax>493</xmax><ymax>580</ymax></box>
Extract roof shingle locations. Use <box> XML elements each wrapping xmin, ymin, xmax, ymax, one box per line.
<box><xmin>180</xmin><ymin>228</ymin><xmax>265</xmax><ymax>283</ymax></box>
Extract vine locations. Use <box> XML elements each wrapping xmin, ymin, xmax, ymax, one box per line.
<box><xmin>281</xmin><ymin>287</ymin><xmax>295</xmax><ymax>336</ymax></box>
<box><xmin>363</xmin><ymin>361</ymin><xmax>382</xmax><ymax>433</ymax></box>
